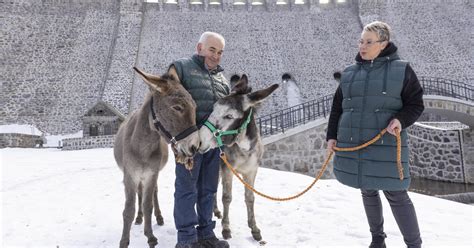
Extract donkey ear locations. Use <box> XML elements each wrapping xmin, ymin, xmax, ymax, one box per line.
<box><xmin>247</xmin><ymin>84</ymin><xmax>279</xmax><ymax>106</ymax></box>
<box><xmin>133</xmin><ymin>67</ymin><xmax>169</xmax><ymax>93</ymax></box>
<box><xmin>232</xmin><ymin>74</ymin><xmax>249</xmax><ymax>94</ymax></box>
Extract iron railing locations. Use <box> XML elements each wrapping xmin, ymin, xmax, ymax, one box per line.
<box><xmin>257</xmin><ymin>95</ymin><xmax>333</xmax><ymax>136</ymax></box>
<box><xmin>257</xmin><ymin>77</ymin><xmax>472</xmax><ymax>137</ymax></box>
<box><xmin>419</xmin><ymin>76</ymin><xmax>472</xmax><ymax>102</ymax></box>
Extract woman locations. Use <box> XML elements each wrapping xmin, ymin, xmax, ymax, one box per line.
<box><xmin>326</xmin><ymin>21</ymin><xmax>424</xmax><ymax>248</ymax></box>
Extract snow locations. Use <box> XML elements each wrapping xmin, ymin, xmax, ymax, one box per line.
<box><xmin>0</xmin><ymin>124</ymin><xmax>43</xmax><ymax>136</ymax></box>
<box><xmin>1</xmin><ymin>147</ymin><xmax>473</xmax><ymax>248</ymax></box>
<box><xmin>0</xmin><ymin>124</ymin><xmax>82</xmax><ymax>147</ymax></box>
<box><xmin>286</xmin><ymin>80</ymin><xmax>302</xmax><ymax>108</ymax></box>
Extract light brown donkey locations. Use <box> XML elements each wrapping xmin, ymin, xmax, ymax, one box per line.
<box><xmin>114</xmin><ymin>67</ymin><xmax>200</xmax><ymax>248</ymax></box>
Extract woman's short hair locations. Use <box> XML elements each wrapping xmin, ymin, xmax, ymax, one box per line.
<box><xmin>363</xmin><ymin>21</ymin><xmax>391</xmax><ymax>42</ymax></box>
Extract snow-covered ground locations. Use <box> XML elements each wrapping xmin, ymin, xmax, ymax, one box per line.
<box><xmin>0</xmin><ymin>124</ymin><xmax>82</xmax><ymax>147</ymax></box>
<box><xmin>1</xmin><ymin>148</ymin><xmax>473</xmax><ymax>248</ymax></box>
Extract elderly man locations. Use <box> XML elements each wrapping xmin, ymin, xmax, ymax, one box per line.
<box><xmin>169</xmin><ymin>32</ymin><xmax>230</xmax><ymax>248</ymax></box>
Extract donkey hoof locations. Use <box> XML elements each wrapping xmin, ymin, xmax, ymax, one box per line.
<box><xmin>222</xmin><ymin>229</ymin><xmax>232</xmax><ymax>240</ymax></box>
<box><xmin>156</xmin><ymin>215</ymin><xmax>164</xmax><ymax>226</ymax></box>
<box><xmin>135</xmin><ymin>217</ymin><xmax>143</xmax><ymax>225</ymax></box>
<box><xmin>252</xmin><ymin>230</ymin><xmax>262</xmax><ymax>241</ymax></box>
<box><xmin>148</xmin><ymin>236</ymin><xmax>158</xmax><ymax>247</ymax></box>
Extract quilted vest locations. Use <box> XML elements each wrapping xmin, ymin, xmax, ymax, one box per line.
<box><xmin>172</xmin><ymin>54</ymin><xmax>230</xmax><ymax>124</ymax></box>
<box><xmin>334</xmin><ymin>52</ymin><xmax>411</xmax><ymax>190</ymax></box>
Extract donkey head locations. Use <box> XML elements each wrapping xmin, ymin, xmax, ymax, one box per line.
<box><xmin>198</xmin><ymin>74</ymin><xmax>278</xmax><ymax>153</ymax></box>
<box><xmin>133</xmin><ymin>67</ymin><xmax>200</xmax><ymax>158</ymax></box>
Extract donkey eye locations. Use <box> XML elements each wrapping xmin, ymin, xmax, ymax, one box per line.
<box><xmin>172</xmin><ymin>106</ymin><xmax>183</xmax><ymax>112</ymax></box>
<box><xmin>224</xmin><ymin>114</ymin><xmax>234</xmax><ymax>119</ymax></box>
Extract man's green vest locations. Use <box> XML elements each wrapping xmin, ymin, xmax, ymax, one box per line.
<box><xmin>171</xmin><ymin>54</ymin><xmax>230</xmax><ymax>124</ymax></box>
<box><xmin>334</xmin><ymin>52</ymin><xmax>410</xmax><ymax>190</ymax></box>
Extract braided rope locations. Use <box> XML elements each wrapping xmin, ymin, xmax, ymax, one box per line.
<box><xmin>220</xmin><ymin>128</ymin><xmax>403</xmax><ymax>202</ymax></box>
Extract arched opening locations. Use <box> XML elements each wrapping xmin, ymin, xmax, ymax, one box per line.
<box><xmin>282</xmin><ymin>73</ymin><xmax>292</xmax><ymax>82</ymax></box>
<box><xmin>282</xmin><ymin>73</ymin><xmax>302</xmax><ymax>107</ymax></box>
<box><xmin>89</xmin><ymin>125</ymin><xmax>98</xmax><ymax>137</ymax></box>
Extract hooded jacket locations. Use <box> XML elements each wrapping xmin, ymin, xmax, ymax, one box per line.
<box><xmin>326</xmin><ymin>42</ymin><xmax>424</xmax><ymax>190</ymax></box>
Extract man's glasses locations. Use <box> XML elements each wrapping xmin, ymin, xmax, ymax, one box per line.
<box><xmin>358</xmin><ymin>39</ymin><xmax>385</xmax><ymax>47</ymax></box>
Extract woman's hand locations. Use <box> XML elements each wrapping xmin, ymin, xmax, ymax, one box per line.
<box><xmin>387</xmin><ymin>118</ymin><xmax>402</xmax><ymax>136</ymax></box>
<box><xmin>327</xmin><ymin>139</ymin><xmax>337</xmax><ymax>154</ymax></box>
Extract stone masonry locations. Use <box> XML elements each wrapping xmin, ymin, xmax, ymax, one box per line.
<box><xmin>62</xmin><ymin>135</ymin><xmax>115</xmax><ymax>150</ymax></box>
<box><xmin>261</xmin><ymin>119</ymin><xmax>474</xmax><ymax>184</ymax></box>
<box><xmin>261</xmin><ymin>118</ymin><xmax>335</xmax><ymax>179</ymax></box>
<box><xmin>0</xmin><ymin>133</ymin><xmax>42</xmax><ymax>148</ymax></box>
<box><xmin>462</xmin><ymin>128</ymin><xmax>474</xmax><ymax>183</ymax></box>
<box><xmin>2</xmin><ymin>0</ymin><xmax>472</xmax><ymax>135</ymax></box>
<box><xmin>408</xmin><ymin>122</ymin><xmax>474</xmax><ymax>184</ymax></box>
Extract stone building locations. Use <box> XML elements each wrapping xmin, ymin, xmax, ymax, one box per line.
<box><xmin>83</xmin><ymin>101</ymin><xmax>125</xmax><ymax>137</ymax></box>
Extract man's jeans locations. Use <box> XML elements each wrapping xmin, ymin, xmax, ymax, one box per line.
<box><xmin>362</xmin><ymin>189</ymin><xmax>422</xmax><ymax>248</ymax></box>
<box><xmin>174</xmin><ymin>148</ymin><xmax>220</xmax><ymax>244</ymax></box>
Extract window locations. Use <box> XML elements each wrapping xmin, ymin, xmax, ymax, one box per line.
<box><xmin>90</xmin><ymin>125</ymin><xmax>98</xmax><ymax>137</ymax></box>
<box><xmin>103</xmin><ymin>124</ymin><xmax>112</xmax><ymax>136</ymax></box>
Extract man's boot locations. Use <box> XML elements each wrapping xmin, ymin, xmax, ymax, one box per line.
<box><xmin>199</xmin><ymin>236</ymin><xmax>229</xmax><ymax>248</ymax></box>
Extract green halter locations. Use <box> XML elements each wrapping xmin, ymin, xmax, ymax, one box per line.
<box><xmin>203</xmin><ymin>108</ymin><xmax>253</xmax><ymax>148</ymax></box>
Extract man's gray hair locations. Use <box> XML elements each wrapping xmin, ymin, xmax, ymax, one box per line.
<box><xmin>363</xmin><ymin>21</ymin><xmax>391</xmax><ymax>42</ymax></box>
<box><xmin>198</xmin><ymin>32</ymin><xmax>225</xmax><ymax>47</ymax></box>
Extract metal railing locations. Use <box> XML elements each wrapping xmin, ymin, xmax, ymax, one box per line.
<box><xmin>257</xmin><ymin>95</ymin><xmax>333</xmax><ymax>136</ymax></box>
<box><xmin>257</xmin><ymin>77</ymin><xmax>472</xmax><ymax>137</ymax></box>
<box><xmin>419</xmin><ymin>77</ymin><xmax>472</xmax><ymax>102</ymax></box>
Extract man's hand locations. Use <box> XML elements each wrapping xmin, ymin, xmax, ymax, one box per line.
<box><xmin>386</xmin><ymin>118</ymin><xmax>402</xmax><ymax>136</ymax></box>
<box><xmin>327</xmin><ymin>139</ymin><xmax>337</xmax><ymax>154</ymax></box>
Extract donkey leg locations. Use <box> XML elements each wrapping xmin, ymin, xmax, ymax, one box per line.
<box><xmin>153</xmin><ymin>183</ymin><xmax>164</xmax><ymax>226</ymax></box>
<box><xmin>243</xmin><ymin>171</ymin><xmax>262</xmax><ymax>241</ymax></box>
<box><xmin>213</xmin><ymin>193</ymin><xmax>222</xmax><ymax>219</ymax></box>
<box><xmin>143</xmin><ymin>176</ymin><xmax>158</xmax><ymax>248</ymax></box>
<box><xmin>221</xmin><ymin>167</ymin><xmax>233</xmax><ymax>240</ymax></box>
<box><xmin>120</xmin><ymin>174</ymin><xmax>137</xmax><ymax>248</ymax></box>
<box><xmin>213</xmin><ymin>169</ymin><xmax>222</xmax><ymax>219</ymax></box>
<box><xmin>135</xmin><ymin>182</ymin><xmax>143</xmax><ymax>225</ymax></box>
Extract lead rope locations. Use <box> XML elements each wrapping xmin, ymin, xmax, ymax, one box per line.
<box><xmin>220</xmin><ymin>128</ymin><xmax>403</xmax><ymax>202</ymax></box>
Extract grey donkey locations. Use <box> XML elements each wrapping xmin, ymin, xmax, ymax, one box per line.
<box><xmin>114</xmin><ymin>67</ymin><xmax>200</xmax><ymax>248</ymax></box>
<box><xmin>198</xmin><ymin>74</ymin><xmax>278</xmax><ymax>242</ymax></box>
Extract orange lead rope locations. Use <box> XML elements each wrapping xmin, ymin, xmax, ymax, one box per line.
<box><xmin>220</xmin><ymin>128</ymin><xmax>403</xmax><ymax>202</ymax></box>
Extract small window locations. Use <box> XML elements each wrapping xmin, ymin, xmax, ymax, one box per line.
<box><xmin>90</xmin><ymin>125</ymin><xmax>98</xmax><ymax>137</ymax></box>
<box><xmin>233</xmin><ymin>0</ymin><xmax>246</xmax><ymax>5</ymax></box>
<box><xmin>103</xmin><ymin>124</ymin><xmax>112</xmax><ymax>136</ymax></box>
<box><xmin>163</xmin><ymin>0</ymin><xmax>179</xmax><ymax>10</ymax></box>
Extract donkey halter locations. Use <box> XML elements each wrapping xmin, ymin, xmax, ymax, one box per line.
<box><xmin>150</xmin><ymin>97</ymin><xmax>198</xmax><ymax>146</ymax></box>
<box><xmin>203</xmin><ymin>108</ymin><xmax>253</xmax><ymax>150</ymax></box>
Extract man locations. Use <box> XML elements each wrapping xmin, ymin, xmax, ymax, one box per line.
<box><xmin>169</xmin><ymin>32</ymin><xmax>231</xmax><ymax>248</ymax></box>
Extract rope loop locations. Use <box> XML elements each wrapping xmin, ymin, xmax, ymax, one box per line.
<box><xmin>220</xmin><ymin>128</ymin><xmax>403</xmax><ymax>202</ymax></box>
